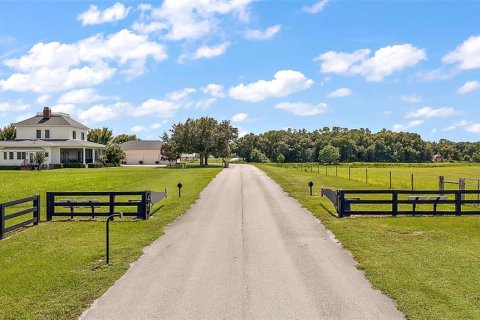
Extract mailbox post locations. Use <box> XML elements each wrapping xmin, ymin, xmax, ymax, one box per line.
<box><xmin>177</xmin><ymin>182</ymin><xmax>183</xmax><ymax>197</ymax></box>
<box><xmin>308</xmin><ymin>181</ymin><xmax>314</xmax><ymax>196</ymax></box>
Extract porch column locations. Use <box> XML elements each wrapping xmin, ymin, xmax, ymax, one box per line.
<box><xmin>93</xmin><ymin>149</ymin><xmax>96</xmax><ymax>163</ymax></box>
<box><xmin>82</xmin><ymin>148</ymin><xmax>86</xmax><ymax>165</ymax></box>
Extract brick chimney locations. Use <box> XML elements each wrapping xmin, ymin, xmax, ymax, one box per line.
<box><xmin>43</xmin><ymin>107</ymin><xmax>52</xmax><ymax>119</ymax></box>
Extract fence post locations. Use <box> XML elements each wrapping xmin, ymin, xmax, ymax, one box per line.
<box><xmin>46</xmin><ymin>192</ymin><xmax>54</xmax><ymax>221</ymax></box>
<box><xmin>336</xmin><ymin>166</ymin><xmax>338</xmax><ymax>176</ymax></box>
<box><xmin>337</xmin><ymin>190</ymin><xmax>345</xmax><ymax>218</ymax></box>
<box><xmin>459</xmin><ymin>178</ymin><xmax>466</xmax><ymax>201</ymax></box>
<box><xmin>139</xmin><ymin>191</ymin><xmax>148</xmax><ymax>220</ymax></box>
<box><xmin>348</xmin><ymin>167</ymin><xmax>351</xmax><ymax>180</ymax></box>
<box><xmin>411</xmin><ymin>173</ymin><xmax>414</xmax><ymax>191</ymax></box>
<box><xmin>0</xmin><ymin>203</ymin><xmax>4</xmax><ymax>239</ymax></box>
<box><xmin>439</xmin><ymin>176</ymin><xmax>444</xmax><ymax>194</ymax></box>
<box><xmin>33</xmin><ymin>195</ymin><xmax>40</xmax><ymax>225</ymax></box>
<box><xmin>389</xmin><ymin>171</ymin><xmax>392</xmax><ymax>189</ymax></box>
<box><xmin>455</xmin><ymin>191</ymin><xmax>462</xmax><ymax>216</ymax></box>
<box><xmin>365</xmin><ymin>168</ymin><xmax>368</xmax><ymax>184</ymax></box>
<box><xmin>109</xmin><ymin>194</ymin><xmax>115</xmax><ymax>216</ymax></box>
<box><xmin>392</xmin><ymin>191</ymin><xmax>398</xmax><ymax>217</ymax></box>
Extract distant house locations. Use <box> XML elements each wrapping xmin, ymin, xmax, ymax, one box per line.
<box><xmin>120</xmin><ymin>140</ymin><xmax>166</xmax><ymax>165</ymax></box>
<box><xmin>432</xmin><ymin>154</ymin><xmax>444</xmax><ymax>163</ymax></box>
<box><xmin>0</xmin><ymin>107</ymin><xmax>105</xmax><ymax>167</ymax></box>
<box><xmin>180</xmin><ymin>153</ymin><xmax>198</xmax><ymax>161</ymax></box>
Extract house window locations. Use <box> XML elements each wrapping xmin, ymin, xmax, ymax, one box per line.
<box><xmin>9</xmin><ymin>152</ymin><xmax>14</xmax><ymax>160</ymax></box>
<box><xmin>3</xmin><ymin>152</ymin><xmax>6</xmax><ymax>160</ymax></box>
<box><xmin>36</xmin><ymin>130</ymin><xmax>41</xmax><ymax>139</ymax></box>
<box><xmin>81</xmin><ymin>132</ymin><xmax>85</xmax><ymax>140</ymax></box>
<box><xmin>17</xmin><ymin>152</ymin><xmax>21</xmax><ymax>160</ymax></box>
<box><xmin>45</xmin><ymin>130</ymin><xmax>50</xmax><ymax>139</ymax></box>
<box><xmin>73</xmin><ymin>131</ymin><xmax>77</xmax><ymax>139</ymax></box>
<box><xmin>45</xmin><ymin>152</ymin><xmax>49</xmax><ymax>158</ymax></box>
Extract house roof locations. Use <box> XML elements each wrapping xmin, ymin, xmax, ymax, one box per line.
<box><xmin>14</xmin><ymin>112</ymin><xmax>89</xmax><ymax>130</ymax></box>
<box><xmin>0</xmin><ymin>139</ymin><xmax>105</xmax><ymax>148</ymax></box>
<box><xmin>120</xmin><ymin>140</ymin><xmax>163</xmax><ymax>150</ymax></box>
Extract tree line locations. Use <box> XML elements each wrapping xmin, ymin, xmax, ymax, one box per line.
<box><xmin>234</xmin><ymin>127</ymin><xmax>480</xmax><ymax>163</ymax></box>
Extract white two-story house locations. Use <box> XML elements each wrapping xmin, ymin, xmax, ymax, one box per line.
<box><xmin>0</xmin><ymin>107</ymin><xmax>105</xmax><ymax>168</ymax></box>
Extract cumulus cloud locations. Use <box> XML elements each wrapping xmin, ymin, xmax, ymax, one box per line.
<box><xmin>274</xmin><ymin>102</ymin><xmax>327</xmax><ymax>116</ymax></box>
<box><xmin>443</xmin><ymin>35</ymin><xmax>480</xmax><ymax>70</ymax></box>
<box><xmin>315</xmin><ymin>44</ymin><xmax>426</xmax><ymax>81</ymax></box>
<box><xmin>1</xmin><ymin>29</ymin><xmax>167</xmax><ymax>93</ymax></box>
<box><xmin>166</xmin><ymin>88</ymin><xmax>196</xmax><ymax>101</ymax></box>
<box><xmin>194</xmin><ymin>98</ymin><xmax>217</xmax><ymax>109</ymax></box>
<box><xmin>465</xmin><ymin>123</ymin><xmax>480</xmax><ymax>133</ymax></box>
<box><xmin>77</xmin><ymin>103</ymin><xmax>124</xmax><ymax>122</ymax></box>
<box><xmin>457</xmin><ymin>80</ymin><xmax>480</xmax><ymax>95</ymax></box>
<box><xmin>393</xmin><ymin>120</ymin><xmax>424</xmax><ymax>132</ymax></box>
<box><xmin>244</xmin><ymin>25</ymin><xmax>281</xmax><ymax>41</ymax></box>
<box><xmin>130</xmin><ymin>99</ymin><xmax>181</xmax><ymax>118</ymax></box>
<box><xmin>303</xmin><ymin>0</ymin><xmax>330</xmax><ymax>14</ymax></box>
<box><xmin>231</xmin><ymin>113</ymin><xmax>248</xmax><ymax>122</ymax></box>
<box><xmin>229</xmin><ymin>70</ymin><xmax>314</xmax><ymax>102</ymax></box>
<box><xmin>131</xmin><ymin>125</ymin><xmax>147</xmax><ymax>133</ymax></box>
<box><xmin>193</xmin><ymin>42</ymin><xmax>230</xmax><ymax>60</ymax></box>
<box><xmin>406</xmin><ymin>106</ymin><xmax>457</xmax><ymax>119</ymax></box>
<box><xmin>401</xmin><ymin>94</ymin><xmax>422</xmax><ymax>103</ymax></box>
<box><xmin>50</xmin><ymin>104</ymin><xmax>77</xmax><ymax>114</ymax></box>
<box><xmin>0</xmin><ymin>101</ymin><xmax>30</xmax><ymax>112</ymax></box>
<box><xmin>327</xmin><ymin>87</ymin><xmax>352</xmax><ymax>98</ymax></box>
<box><xmin>201</xmin><ymin>83</ymin><xmax>225</xmax><ymax>98</ymax></box>
<box><xmin>36</xmin><ymin>94</ymin><xmax>50</xmax><ymax>105</ymax></box>
<box><xmin>78</xmin><ymin>3</ymin><xmax>130</xmax><ymax>26</ymax></box>
<box><xmin>57</xmin><ymin>88</ymin><xmax>104</xmax><ymax>105</ymax></box>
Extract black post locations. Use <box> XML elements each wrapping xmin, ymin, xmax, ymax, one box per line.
<box><xmin>0</xmin><ymin>203</ymin><xmax>4</xmax><ymax>240</ymax></box>
<box><xmin>106</xmin><ymin>213</ymin><xmax>122</xmax><ymax>264</ymax></box>
<box><xmin>455</xmin><ymin>191</ymin><xmax>462</xmax><ymax>216</ymax></box>
<box><xmin>33</xmin><ymin>195</ymin><xmax>40</xmax><ymax>225</ymax></box>
<box><xmin>177</xmin><ymin>182</ymin><xmax>183</xmax><ymax>197</ymax></box>
<box><xmin>141</xmin><ymin>191</ymin><xmax>148</xmax><ymax>220</ymax></box>
<box><xmin>109</xmin><ymin>194</ymin><xmax>115</xmax><ymax>216</ymax></box>
<box><xmin>392</xmin><ymin>191</ymin><xmax>398</xmax><ymax>217</ymax></box>
<box><xmin>338</xmin><ymin>190</ymin><xmax>345</xmax><ymax>218</ymax></box>
<box><xmin>308</xmin><ymin>181</ymin><xmax>314</xmax><ymax>196</ymax></box>
<box><xmin>46</xmin><ymin>192</ymin><xmax>54</xmax><ymax>221</ymax></box>
<box><xmin>411</xmin><ymin>173</ymin><xmax>414</xmax><ymax>191</ymax></box>
<box><xmin>348</xmin><ymin>167</ymin><xmax>351</xmax><ymax>180</ymax></box>
<box><xmin>389</xmin><ymin>171</ymin><xmax>392</xmax><ymax>189</ymax></box>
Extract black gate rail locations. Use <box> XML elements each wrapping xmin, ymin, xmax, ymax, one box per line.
<box><xmin>330</xmin><ymin>189</ymin><xmax>480</xmax><ymax>217</ymax></box>
<box><xmin>46</xmin><ymin>191</ymin><xmax>150</xmax><ymax>220</ymax></box>
<box><xmin>0</xmin><ymin>196</ymin><xmax>40</xmax><ymax>239</ymax></box>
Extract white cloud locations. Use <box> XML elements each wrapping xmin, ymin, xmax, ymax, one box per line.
<box><xmin>150</xmin><ymin>122</ymin><xmax>166</xmax><ymax>129</ymax></box>
<box><xmin>36</xmin><ymin>94</ymin><xmax>50</xmax><ymax>105</ymax></box>
<box><xmin>1</xmin><ymin>29</ymin><xmax>167</xmax><ymax>93</ymax></box>
<box><xmin>57</xmin><ymin>88</ymin><xmax>104</xmax><ymax>105</ymax></box>
<box><xmin>244</xmin><ymin>25</ymin><xmax>281</xmax><ymax>41</ymax></box>
<box><xmin>201</xmin><ymin>83</ymin><xmax>225</xmax><ymax>98</ymax></box>
<box><xmin>401</xmin><ymin>94</ymin><xmax>422</xmax><ymax>103</ymax></box>
<box><xmin>465</xmin><ymin>124</ymin><xmax>480</xmax><ymax>133</ymax></box>
<box><xmin>78</xmin><ymin>3</ymin><xmax>130</xmax><ymax>26</ymax></box>
<box><xmin>194</xmin><ymin>98</ymin><xmax>217</xmax><ymax>109</ymax></box>
<box><xmin>50</xmin><ymin>104</ymin><xmax>77</xmax><ymax>114</ymax></box>
<box><xmin>393</xmin><ymin>120</ymin><xmax>424</xmax><ymax>132</ymax></box>
<box><xmin>77</xmin><ymin>103</ymin><xmax>124</xmax><ymax>122</ymax></box>
<box><xmin>131</xmin><ymin>125</ymin><xmax>147</xmax><ymax>133</ymax></box>
<box><xmin>0</xmin><ymin>102</ymin><xmax>30</xmax><ymax>112</ymax></box>
<box><xmin>443</xmin><ymin>35</ymin><xmax>480</xmax><ymax>70</ymax></box>
<box><xmin>275</xmin><ymin>102</ymin><xmax>327</xmax><ymax>116</ymax></box>
<box><xmin>406</xmin><ymin>106</ymin><xmax>457</xmax><ymax>119</ymax></box>
<box><xmin>231</xmin><ymin>113</ymin><xmax>248</xmax><ymax>122</ymax></box>
<box><xmin>457</xmin><ymin>80</ymin><xmax>480</xmax><ymax>95</ymax></box>
<box><xmin>130</xmin><ymin>99</ymin><xmax>181</xmax><ymax>118</ymax></box>
<box><xmin>229</xmin><ymin>70</ymin><xmax>314</xmax><ymax>102</ymax></box>
<box><xmin>132</xmin><ymin>21</ymin><xmax>168</xmax><ymax>34</ymax></box>
<box><xmin>303</xmin><ymin>0</ymin><xmax>330</xmax><ymax>14</ymax></box>
<box><xmin>192</xmin><ymin>42</ymin><xmax>230</xmax><ymax>60</ymax></box>
<box><xmin>166</xmin><ymin>88</ymin><xmax>196</xmax><ymax>101</ymax></box>
<box><xmin>327</xmin><ymin>87</ymin><xmax>352</xmax><ymax>98</ymax></box>
<box><xmin>315</xmin><ymin>44</ymin><xmax>426</xmax><ymax>81</ymax></box>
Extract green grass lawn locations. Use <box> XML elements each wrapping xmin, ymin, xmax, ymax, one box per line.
<box><xmin>258</xmin><ymin>163</ymin><xmax>480</xmax><ymax>320</ymax></box>
<box><xmin>0</xmin><ymin>166</ymin><xmax>221</xmax><ymax>320</ymax></box>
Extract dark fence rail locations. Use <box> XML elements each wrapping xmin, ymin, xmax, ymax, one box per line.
<box><xmin>0</xmin><ymin>196</ymin><xmax>40</xmax><ymax>239</ymax></box>
<box><xmin>321</xmin><ymin>188</ymin><xmax>480</xmax><ymax>217</ymax></box>
<box><xmin>46</xmin><ymin>191</ymin><xmax>152</xmax><ymax>220</ymax></box>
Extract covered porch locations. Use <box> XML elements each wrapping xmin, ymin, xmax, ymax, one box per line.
<box><xmin>60</xmin><ymin>148</ymin><xmax>103</xmax><ymax>164</ymax></box>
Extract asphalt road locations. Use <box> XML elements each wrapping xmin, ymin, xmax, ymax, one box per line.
<box><xmin>80</xmin><ymin>164</ymin><xmax>404</xmax><ymax>320</ymax></box>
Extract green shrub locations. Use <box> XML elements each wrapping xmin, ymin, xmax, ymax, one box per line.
<box><xmin>52</xmin><ymin>164</ymin><xmax>63</xmax><ymax>169</ymax></box>
<box><xmin>62</xmin><ymin>163</ymin><xmax>85</xmax><ymax>168</ymax></box>
<box><xmin>87</xmin><ymin>163</ymin><xmax>104</xmax><ymax>168</ymax></box>
<box><xmin>0</xmin><ymin>166</ymin><xmax>20</xmax><ymax>170</ymax></box>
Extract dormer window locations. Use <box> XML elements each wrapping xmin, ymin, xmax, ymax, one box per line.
<box><xmin>81</xmin><ymin>132</ymin><xmax>85</xmax><ymax>140</ymax></box>
<box><xmin>45</xmin><ymin>130</ymin><xmax>50</xmax><ymax>139</ymax></box>
<box><xmin>73</xmin><ymin>131</ymin><xmax>77</xmax><ymax>139</ymax></box>
<box><xmin>36</xmin><ymin>130</ymin><xmax>41</xmax><ymax>139</ymax></box>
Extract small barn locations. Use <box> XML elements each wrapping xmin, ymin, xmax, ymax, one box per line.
<box><xmin>120</xmin><ymin>140</ymin><xmax>165</xmax><ymax>165</ymax></box>
<box><xmin>432</xmin><ymin>154</ymin><xmax>444</xmax><ymax>163</ymax></box>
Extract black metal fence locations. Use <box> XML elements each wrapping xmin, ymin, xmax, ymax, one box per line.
<box><xmin>322</xmin><ymin>188</ymin><xmax>480</xmax><ymax>217</ymax></box>
<box><xmin>0</xmin><ymin>196</ymin><xmax>40</xmax><ymax>239</ymax></box>
<box><xmin>46</xmin><ymin>191</ymin><xmax>151</xmax><ymax>220</ymax></box>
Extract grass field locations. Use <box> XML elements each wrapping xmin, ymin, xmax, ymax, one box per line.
<box><xmin>258</xmin><ymin>163</ymin><xmax>480</xmax><ymax>320</ymax></box>
<box><xmin>0</xmin><ymin>166</ymin><xmax>221</xmax><ymax>320</ymax></box>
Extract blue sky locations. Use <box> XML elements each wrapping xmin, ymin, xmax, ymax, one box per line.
<box><xmin>0</xmin><ymin>0</ymin><xmax>479</xmax><ymax>141</ymax></box>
